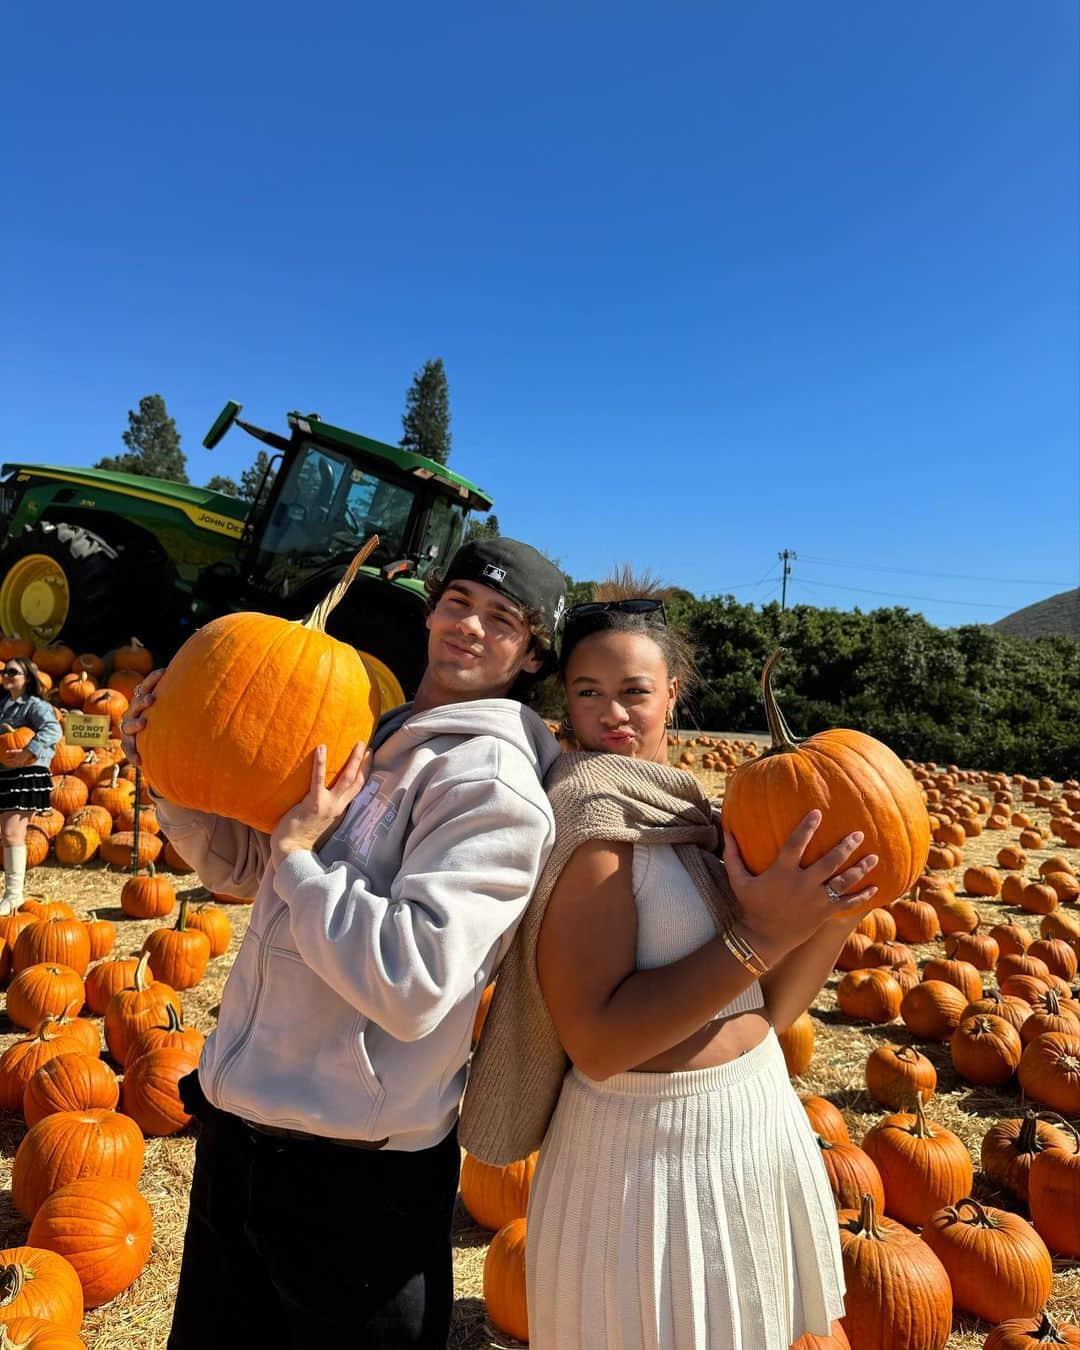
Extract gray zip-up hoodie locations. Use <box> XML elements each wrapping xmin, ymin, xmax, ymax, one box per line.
<box><xmin>154</xmin><ymin>698</ymin><xmax>559</xmax><ymax>1150</ymax></box>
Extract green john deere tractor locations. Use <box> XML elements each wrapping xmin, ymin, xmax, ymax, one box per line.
<box><xmin>0</xmin><ymin>402</ymin><xmax>494</xmax><ymax>708</ymax></box>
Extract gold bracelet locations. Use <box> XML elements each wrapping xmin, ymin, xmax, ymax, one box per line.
<box><xmin>720</xmin><ymin>927</ymin><xmax>768</xmax><ymax>978</ymax></box>
<box><xmin>725</xmin><ymin>923</ymin><xmax>770</xmax><ymax>973</ymax></box>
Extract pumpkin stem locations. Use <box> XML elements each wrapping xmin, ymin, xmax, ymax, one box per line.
<box><xmin>1045</xmin><ymin>988</ymin><xmax>1061</xmax><ymax>1015</ymax></box>
<box><xmin>1029</xmin><ymin>1310</ymin><xmax>1070</xmax><ymax>1344</ymax></box>
<box><xmin>0</xmin><ymin>1262</ymin><xmax>24</xmax><ymax>1308</ymax></box>
<box><xmin>157</xmin><ymin>1002</ymin><xmax>184</xmax><ymax>1033</ymax></box>
<box><xmin>843</xmin><ymin>1191</ymin><xmax>888</xmax><ymax>1241</ymax></box>
<box><xmin>950</xmin><ymin>1197</ymin><xmax>997</xmax><ymax>1228</ymax></box>
<box><xmin>300</xmin><ymin>536</ymin><xmax>380</xmax><ymax>634</ymax></box>
<box><xmin>175</xmin><ymin>898</ymin><xmax>191</xmax><ymax>932</ymax></box>
<box><xmin>757</xmin><ymin>649</ymin><xmax>803</xmax><ymax>755</ymax></box>
<box><xmin>133</xmin><ymin>950</ymin><xmax>152</xmax><ymax>991</ymax></box>
<box><xmin>895</xmin><ymin>1045</ymin><xmax>918</xmax><ymax>1064</ymax></box>
<box><xmin>910</xmin><ymin>1097</ymin><xmax>935</xmax><ymax>1140</ymax></box>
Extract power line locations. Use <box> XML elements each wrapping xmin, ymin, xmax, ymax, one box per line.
<box><xmin>792</xmin><ymin>576</ymin><xmax>1014</xmax><ymax>610</ymax></box>
<box><xmin>797</xmin><ymin>554</ymin><xmax>1075</xmax><ymax>588</ymax></box>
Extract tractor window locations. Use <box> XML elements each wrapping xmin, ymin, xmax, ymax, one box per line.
<box><xmin>257</xmin><ymin>443</ymin><xmax>417</xmax><ymax>575</ymax></box>
<box><xmin>418</xmin><ymin>498</ymin><xmax>467</xmax><ymax>577</ymax></box>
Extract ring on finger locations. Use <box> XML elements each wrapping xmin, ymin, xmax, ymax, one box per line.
<box><xmin>824</xmin><ymin>880</ymin><xmax>844</xmax><ymax>904</ymax></box>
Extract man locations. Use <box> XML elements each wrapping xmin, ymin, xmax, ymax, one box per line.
<box><xmin>121</xmin><ymin>537</ymin><xmax>566</xmax><ymax>1349</ymax></box>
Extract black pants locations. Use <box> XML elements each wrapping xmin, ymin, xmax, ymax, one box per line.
<box><xmin>168</xmin><ymin>1074</ymin><xmax>461</xmax><ymax>1349</ymax></box>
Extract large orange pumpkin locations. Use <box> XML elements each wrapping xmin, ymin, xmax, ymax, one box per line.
<box><xmin>11</xmin><ymin>1110</ymin><xmax>145</xmax><ymax>1221</ymax></box>
<box><xmin>721</xmin><ymin>651</ymin><xmax>930</xmax><ymax>905</ymax></box>
<box><xmin>28</xmin><ymin>1177</ymin><xmax>153</xmax><ymax>1308</ymax></box>
<box><xmin>138</xmin><ymin>542</ymin><xmax>381</xmax><ymax>833</ymax></box>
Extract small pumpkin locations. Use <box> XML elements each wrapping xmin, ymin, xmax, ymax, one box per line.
<box><xmin>989</xmin><ymin>923</ymin><xmax>1032</xmax><ymax>958</ymax></box>
<box><xmin>85</xmin><ymin>956</ymin><xmax>148</xmax><ymax>1017</ymax></box>
<box><xmin>120</xmin><ymin>864</ymin><xmax>175</xmax><ymax>920</ymax></box>
<box><xmin>12</xmin><ymin>917</ymin><xmax>91</xmax><ymax>978</ymax></box>
<box><xmin>888</xmin><ymin>897</ymin><xmax>938</xmax><ymax>944</ymax></box>
<box><xmin>142</xmin><ymin>898</ymin><xmax>211</xmax><ymax>991</ymax></box>
<box><xmin>900</xmin><ymin>980</ymin><xmax>968</xmax><ymax>1041</ymax></box>
<box><xmin>921</xmin><ymin>957</ymin><xmax>982</xmax><ymax>1003</ymax></box>
<box><xmin>865</xmin><ymin>1043</ymin><xmax>936</xmax><ymax>1110</ymax></box>
<box><xmin>836</xmin><ymin>969</ymin><xmax>903</xmax><ymax>1024</ymax></box>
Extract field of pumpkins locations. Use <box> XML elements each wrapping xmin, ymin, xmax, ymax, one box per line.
<box><xmin>0</xmin><ymin>629</ymin><xmax>1075</xmax><ymax>1347</ymax></box>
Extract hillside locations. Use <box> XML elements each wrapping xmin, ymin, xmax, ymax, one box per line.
<box><xmin>992</xmin><ymin>586</ymin><xmax>1079</xmax><ymax>639</ymax></box>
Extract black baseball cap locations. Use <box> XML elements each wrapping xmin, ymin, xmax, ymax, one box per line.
<box><xmin>441</xmin><ymin>538</ymin><xmax>567</xmax><ymax>640</ymax></box>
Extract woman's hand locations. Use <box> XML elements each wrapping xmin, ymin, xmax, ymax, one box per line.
<box><xmin>723</xmin><ymin>810</ymin><xmax>878</xmax><ymax>964</ymax></box>
<box><xmin>0</xmin><ymin>749</ymin><xmax>35</xmax><ymax>769</ymax></box>
<box><xmin>269</xmin><ymin>742</ymin><xmax>371</xmax><ymax>868</ymax></box>
<box><xmin>118</xmin><ymin>668</ymin><xmax>166</xmax><ymax>767</ymax></box>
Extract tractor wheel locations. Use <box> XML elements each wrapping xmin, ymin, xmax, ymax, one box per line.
<box><xmin>0</xmin><ymin>521</ymin><xmax>177</xmax><ymax>654</ymax></box>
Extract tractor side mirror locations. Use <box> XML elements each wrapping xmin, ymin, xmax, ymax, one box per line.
<box><xmin>203</xmin><ymin>400</ymin><xmax>242</xmax><ymax>449</ymax></box>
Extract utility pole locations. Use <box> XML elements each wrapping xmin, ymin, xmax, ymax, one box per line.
<box><xmin>778</xmin><ymin>549</ymin><xmax>797</xmax><ymax>611</ymax></box>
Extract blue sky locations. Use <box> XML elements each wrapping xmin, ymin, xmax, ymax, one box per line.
<box><xmin>3</xmin><ymin>2</ymin><xmax>1077</xmax><ymax>628</ymax></box>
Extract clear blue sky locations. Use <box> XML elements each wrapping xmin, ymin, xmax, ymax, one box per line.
<box><xmin>3</xmin><ymin>2</ymin><xmax>1077</xmax><ymax>628</ymax></box>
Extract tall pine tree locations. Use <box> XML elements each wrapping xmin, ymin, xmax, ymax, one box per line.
<box><xmin>239</xmin><ymin>449</ymin><xmax>274</xmax><ymax>504</ymax></box>
<box><xmin>97</xmin><ymin>394</ymin><xmax>189</xmax><ymax>482</ymax></box>
<box><xmin>400</xmin><ymin>358</ymin><xmax>452</xmax><ymax>465</ymax></box>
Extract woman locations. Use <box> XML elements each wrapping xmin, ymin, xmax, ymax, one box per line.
<box><xmin>0</xmin><ymin>656</ymin><xmax>60</xmax><ymax>911</ymax></box>
<box><xmin>462</xmin><ymin>598</ymin><xmax>878</xmax><ymax>1349</ymax></box>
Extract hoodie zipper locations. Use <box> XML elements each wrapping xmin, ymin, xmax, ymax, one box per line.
<box><xmin>209</xmin><ymin>901</ymin><xmax>288</xmax><ymax>1102</ymax></box>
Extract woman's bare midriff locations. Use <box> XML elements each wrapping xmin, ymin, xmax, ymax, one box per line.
<box><xmin>631</xmin><ymin>1009</ymin><xmax>772</xmax><ymax>1073</ymax></box>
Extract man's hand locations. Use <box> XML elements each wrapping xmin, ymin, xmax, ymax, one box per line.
<box><xmin>270</xmin><ymin>742</ymin><xmax>371</xmax><ymax>869</ymax></box>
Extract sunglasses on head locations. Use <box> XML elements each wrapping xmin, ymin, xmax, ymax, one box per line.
<box><xmin>564</xmin><ymin>598</ymin><xmax>668</xmax><ymax>626</ymax></box>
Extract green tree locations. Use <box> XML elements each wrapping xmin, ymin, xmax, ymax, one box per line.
<box><xmin>239</xmin><ymin>449</ymin><xmax>274</xmax><ymax>505</ymax></box>
<box><xmin>96</xmin><ymin>394</ymin><xmax>188</xmax><ymax>482</ymax></box>
<box><xmin>465</xmin><ymin>511</ymin><xmax>501</xmax><ymax>543</ymax></box>
<box><xmin>400</xmin><ymin>358</ymin><xmax>452</xmax><ymax>465</ymax></box>
<box><xmin>205</xmin><ymin>474</ymin><xmax>240</xmax><ymax>496</ymax></box>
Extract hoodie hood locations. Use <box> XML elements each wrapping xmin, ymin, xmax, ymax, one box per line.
<box><xmin>373</xmin><ymin>698</ymin><xmax>560</xmax><ymax>779</ymax></box>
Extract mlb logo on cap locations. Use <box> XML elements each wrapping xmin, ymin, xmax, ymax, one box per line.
<box><xmin>482</xmin><ymin>564</ymin><xmax>508</xmax><ymax>582</ymax></box>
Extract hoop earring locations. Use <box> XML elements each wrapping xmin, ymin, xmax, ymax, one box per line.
<box><xmin>558</xmin><ymin>716</ymin><xmax>575</xmax><ymax>741</ymax></box>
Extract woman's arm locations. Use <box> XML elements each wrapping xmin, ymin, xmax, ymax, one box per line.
<box><xmin>535</xmin><ymin>840</ymin><xmax>786</xmax><ymax>1081</ymax></box>
<box><xmin>760</xmin><ymin>912</ymin><xmax>863</xmax><ymax>1034</ymax></box>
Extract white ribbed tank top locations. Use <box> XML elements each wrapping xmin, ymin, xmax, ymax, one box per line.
<box><xmin>632</xmin><ymin>843</ymin><xmax>764</xmax><ymax>1018</ymax></box>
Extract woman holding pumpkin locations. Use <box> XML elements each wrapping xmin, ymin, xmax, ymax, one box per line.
<box><xmin>0</xmin><ymin>656</ymin><xmax>61</xmax><ymax>910</ymax></box>
<box><xmin>462</xmin><ymin>595</ymin><xmax>877</xmax><ymax>1350</ymax></box>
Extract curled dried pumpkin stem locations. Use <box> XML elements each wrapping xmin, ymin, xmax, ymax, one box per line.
<box><xmin>945</xmin><ymin>1197</ymin><xmax>998</xmax><ymax>1228</ymax></box>
<box><xmin>758</xmin><ymin>649</ymin><xmax>804</xmax><ymax>756</ymax></box>
<box><xmin>0</xmin><ymin>1262</ymin><xmax>23</xmax><ymax>1308</ymax></box>
<box><xmin>301</xmin><ymin>535</ymin><xmax>380</xmax><ymax>635</ymax></box>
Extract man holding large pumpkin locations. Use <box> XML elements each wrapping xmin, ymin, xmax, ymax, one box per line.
<box><xmin>121</xmin><ymin>537</ymin><xmax>567</xmax><ymax>1349</ymax></box>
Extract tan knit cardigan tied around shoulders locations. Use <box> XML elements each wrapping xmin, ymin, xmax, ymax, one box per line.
<box><xmin>459</xmin><ymin>750</ymin><xmax>739</xmax><ymax>1165</ymax></box>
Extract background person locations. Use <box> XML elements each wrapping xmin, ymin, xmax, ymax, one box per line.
<box><xmin>464</xmin><ymin>595</ymin><xmax>877</xmax><ymax>1349</ymax></box>
<box><xmin>121</xmin><ymin>537</ymin><xmax>566</xmax><ymax>1350</ymax></box>
<box><xmin>0</xmin><ymin>656</ymin><xmax>60</xmax><ymax>911</ymax></box>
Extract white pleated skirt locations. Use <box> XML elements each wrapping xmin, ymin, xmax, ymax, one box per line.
<box><xmin>525</xmin><ymin>1029</ymin><xmax>845</xmax><ymax>1350</ymax></box>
